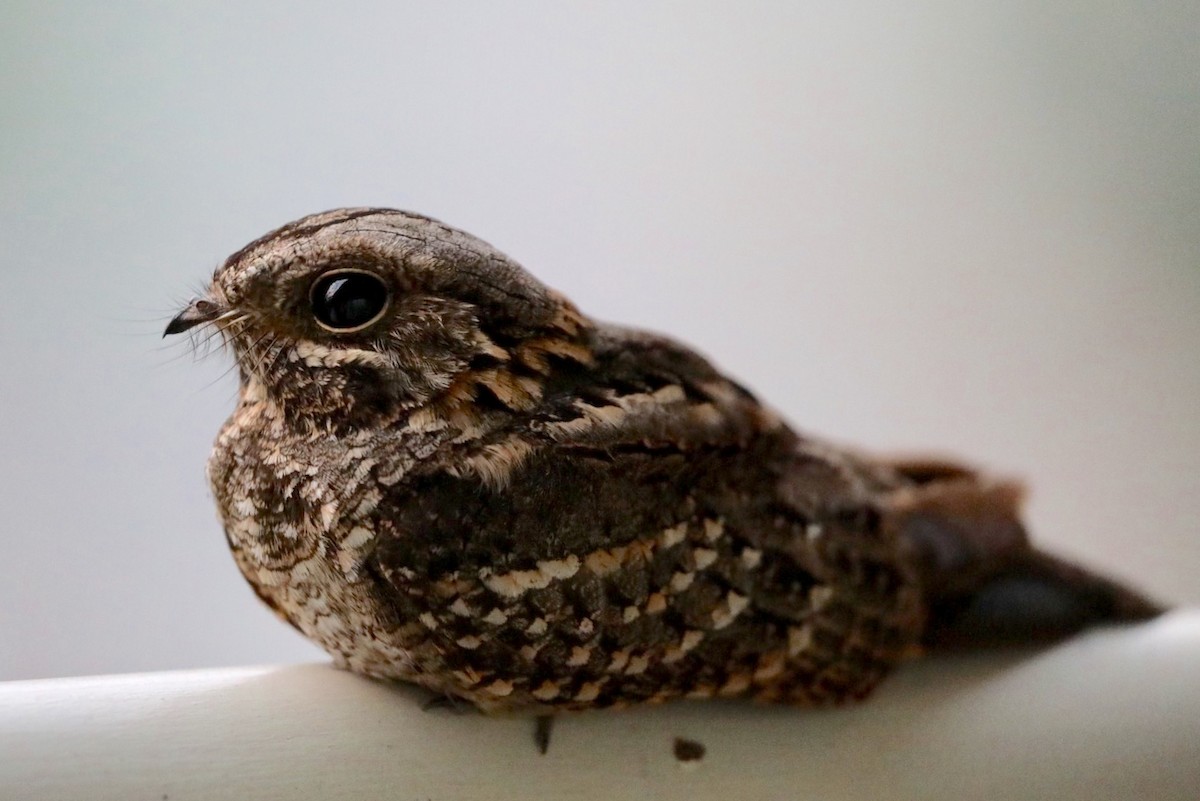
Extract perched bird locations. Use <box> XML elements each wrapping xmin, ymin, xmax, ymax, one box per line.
<box><xmin>166</xmin><ymin>208</ymin><xmax>1161</xmax><ymax>723</ymax></box>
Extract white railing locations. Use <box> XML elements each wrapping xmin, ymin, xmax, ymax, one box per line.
<box><xmin>2</xmin><ymin>611</ymin><xmax>1198</xmax><ymax>801</ymax></box>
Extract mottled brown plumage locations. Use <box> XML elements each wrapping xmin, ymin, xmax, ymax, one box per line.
<box><xmin>166</xmin><ymin>208</ymin><xmax>1161</xmax><ymax>715</ymax></box>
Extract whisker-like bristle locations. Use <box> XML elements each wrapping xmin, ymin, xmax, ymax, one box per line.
<box><xmin>182</xmin><ymin>315</ymin><xmax>255</xmax><ymax>391</ymax></box>
<box><xmin>237</xmin><ymin>326</ymin><xmax>283</xmax><ymax>386</ymax></box>
<box><xmin>261</xmin><ymin>339</ymin><xmax>290</xmax><ymax>384</ymax></box>
<box><xmin>201</xmin><ymin>359</ymin><xmax>244</xmax><ymax>393</ymax></box>
<box><xmin>152</xmin><ymin>318</ymin><xmax>240</xmax><ymax>369</ymax></box>
<box><xmin>189</xmin><ymin>315</ymin><xmax>249</xmax><ymax>363</ymax></box>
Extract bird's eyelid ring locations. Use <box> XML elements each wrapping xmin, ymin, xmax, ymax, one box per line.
<box><xmin>163</xmin><ymin>297</ymin><xmax>225</xmax><ymax>337</ymax></box>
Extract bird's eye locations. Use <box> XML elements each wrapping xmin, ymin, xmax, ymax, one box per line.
<box><xmin>311</xmin><ymin>270</ymin><xmax>391</xmax><ymax>332</ymax></box>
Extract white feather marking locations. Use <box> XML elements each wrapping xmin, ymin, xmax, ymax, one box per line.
<box><xmin>481</xmin><ymin>679</ymin><xmax>514</xmax><ymax>697</ymax></box>
<box><xmin>703</xmin><ymin>518</ymin><xmax>724</xmax><ymax>542</ymax></box>
<box><xmin>663</xmin><ymin>630</ymin><xmax>706</xmax><ymax>664</ymax></box>
<box><xmin>480</xmin><ymin>553</ymin><xmax>582</xmax><ymax>597</ymax></box>
<box><xmin>319</xmin><ymin>502</ymin><xmax>338</xmax><ymax>530</ymax></box>
<box><xmin>537</xmin><ymin>555</ymin><xmax>581</xmax><ymax>580</ymax></box>
<box><xmin>531</xmin><ymin>681</ymin><xmax>561</xmax><ymax>701</ymax></box>
<box><xmin>810</xmin><ymin>585</ymin><xmax>835</xmax><ymax>610</ymax></box>
<box><xmin>584</xmin><ymin>547</ymin><xmax>624</xmax><ymax>576</ymax></box>
<box><xmin>607</xmin><ymin>650</ymin><xmax>631</xmax><ymax>673</ymax></box>
<box><xmin>293</xmin><ymin>340</ymin><xmax>389</xmax><ymax>368</ymax></box>
<box><xmin>711</xmin><ymin>591</ymin><xmax>750</xmax><ymax>630</ymax></box>
<box><xmin>692</xmin><ymin>548</ymin><xmax>719</xmax><ymax>570</ymax></box>
<box><xmin>482</xmin><ymin>608</ymin><xmax>509</xmax><ymax>626</ymax></box>
<box><xmin>740</xmin><ymin>548</ymin><xmax>763</xmax><ymax>569</ymax></box>
<box><xmin>573</xmin><ymin>681</ymin><xmax>603</xmax><ymax>702</ymax></box>
<box><xmin>720</xmin><ymin>673</ymin><xmax>753</xmax><ymax>696</ymax></box>
<box><xmin>753</xmin><ymin>652</ymin><xmax>787</xmax><ymax>682</ymax></box>
<box><xmin>669</xmin><ymin>571</ymin><xmax>695</xmax><ymax>593</ymax></box>
<box><xmin>624</xmin><ymin>654</ymin><xmax>651</xmax><ymax>675</ymax></box>
<box><xmin>660</xmin><ymin>522</ymin><xmax>688</xmax><ymax>548</ymax></box>
<box><xmin>787</xmin><ymin>625</ymin><xmax>815</xmax><ymax>656</ymax></box>
<box><xmin>651</xmin><ymin>384</ymin><xmax>687</xmax><ymax>403</ymax></box>
<box><xmin>342</xmin><ymin>526</ymin><xmax>374</xmax><ymax>550</ymax></box>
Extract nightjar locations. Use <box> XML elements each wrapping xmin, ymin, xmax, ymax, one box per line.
<box><xmin>166</xmin><ymin>208</ymin><xmax>1161</xmax><ymax>716</ymax></box>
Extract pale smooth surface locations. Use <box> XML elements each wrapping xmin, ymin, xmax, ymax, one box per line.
<box><xmin>2</xmin><ymin>3</ymin><xmax>1198</xmax><ymax>681</ymax></box>
<box><xmin>2</xmin><ymin>612</ymin><xmax>1198</xmax><ymax>801</ymax></box>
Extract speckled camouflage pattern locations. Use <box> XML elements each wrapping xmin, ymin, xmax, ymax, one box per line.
<box><xmin>174</xmin><ymin>208</ymin><xmax>1160</xmax><ymax>713</ymax></box>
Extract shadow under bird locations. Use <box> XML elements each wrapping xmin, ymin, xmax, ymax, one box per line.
<box><xmin>165</xmin><ymin>208</ymin><xmax>1162</xmax><ymax>744</ymax></box>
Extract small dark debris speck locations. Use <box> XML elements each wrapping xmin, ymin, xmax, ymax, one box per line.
<box><xmin>534</xmin><ymin>715</ymin><xmax>554</xmax><ymax>755</ymax></box>
<box><xmin>673</xmin><ymin>737</ymin><xmax>706</xmax><ymax>762</ymax></box>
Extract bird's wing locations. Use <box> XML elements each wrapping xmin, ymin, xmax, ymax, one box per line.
<box><xmin>369</xmin><ymin>322</ymin><xmax>794</xmax><ymax>580</ymax></box>
<box><xmin>361</xmin><ymin>324</ymin><xmax>899</xmax><ymax>708</ymax></box>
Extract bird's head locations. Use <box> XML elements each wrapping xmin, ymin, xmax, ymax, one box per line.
<box><xmin>165</xmin><ymin>208</ymin><xmax>590</xmax><ymax>429</ymax></box>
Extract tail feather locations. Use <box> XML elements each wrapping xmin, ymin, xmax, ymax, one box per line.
<box><xmin>881</xmin><ymin>466</ymin><xmax>1164</xmax><ymax>650</ymax></box>
<box><xmin>918</xmin><ymin>548</ymin><xmax>1164</xmax><ymax>649</ymax></box>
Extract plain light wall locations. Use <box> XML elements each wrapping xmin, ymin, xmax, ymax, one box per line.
<box><xmin>1</xmin><ymin>2</ymin><xmax>1196</xmax><ymax>681</ymax></box>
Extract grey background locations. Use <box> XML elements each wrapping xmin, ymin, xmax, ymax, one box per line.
<box><xmin>2</xmin><ymin>2</ymin><xmax>1197</xmax><ymax>682</ymax></box>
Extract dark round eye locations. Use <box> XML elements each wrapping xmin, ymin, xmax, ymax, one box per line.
<box><xmin>311</xmin><ymin>271</ymin><xmax>391</xmax><ymax>332</ymax></box>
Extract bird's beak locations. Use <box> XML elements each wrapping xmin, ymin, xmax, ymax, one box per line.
<box><xmin>164</xmin><ymin>298</ymin><xmax>223</xmax><ymax>337</ymax></box>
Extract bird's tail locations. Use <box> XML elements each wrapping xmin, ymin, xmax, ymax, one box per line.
<box><xmin>880</xmin><ymin>459</ymin><xmax>1164</xmax><ymax>650</ymax></box>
